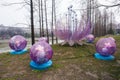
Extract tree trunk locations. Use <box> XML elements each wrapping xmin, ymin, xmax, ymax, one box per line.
<box><xmin>41</xmin><ymin>0</ymin><xmax>44</xmax><ymax>37</ymax></box>
<box><xmin>38</xmin><ymin>0</ymin><xmax>42</xmax><ymax>37</ymax></box>
<box><xmin>30</xmin><ymin>0</ymin><xmax>35</xmax><ymax>45</ymax></box>
<box><xmin>53</xmin><ymin>0</ymin><xmax>58</xmax><ymax>44</ymax></box>
<box><xmin>51</xmin><ymin>0</ymin><xmax>54</xmax><ymax>44</ymax></box>
<box><xmin>44</xmin><ymin>0</ymin><xmax>49</xmax><ymax>43</ymax></box>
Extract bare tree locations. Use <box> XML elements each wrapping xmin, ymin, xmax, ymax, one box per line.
<box><xmin>38</xmin><ymin>0</ymin><xmax>42</xmax><ymax>37</ymax></box>
<box><xmin>53</xmin><ymin>0</ymin><xmax>58</xmax><ymax>44</ymax></box>
<box><xmin>51</xmin><ymin>0</ymin><xmax>54</xmax><ymax>44</ymax></box>
<box><xmin>30</xmin><ymin>0</ymin><xmax>35</xmax><ymax>45</ymax></box>
<box><xmin>41</xmin><ymin>0</ymin><xmax>44</xmax><ymax>37</ymax></box>
<box><xmin>44</xmin><ymin>0</ymin><xmax>49</xmax><ymax>43</ymax></box>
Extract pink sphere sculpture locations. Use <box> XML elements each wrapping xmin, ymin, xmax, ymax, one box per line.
<box><xmin>30</xmin><ymin>41</ymin><xmax>53</xmax><ymax>70</ymax></box>
<box><xmin>95</xmin><ymin>37</ymin><xmax>116</xmax><ymax>60</ymax></box>
<box><xmin>86</xmin><ymin>34</ymin><xmax>95</xmax><ymax>43</ymax></box>
<box><xmin>96</xmin><ymin>38</ymin><xmax>116</xmax><ymax>56</ymax></box>
<box><xmin>30</xmin><ymin>41</ymin><xmax>53</xmax><ymax>64</ymax></box>
<box><xmin>9</xmin><ymin>35</ymin><xmax>27</xmax><ymax>51</ymax></box>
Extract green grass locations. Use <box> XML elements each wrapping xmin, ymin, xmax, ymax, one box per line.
<box><xmin>0</xmin><ymin>35</ymin><xmax>120</xmax><ymax>80</ymax></box>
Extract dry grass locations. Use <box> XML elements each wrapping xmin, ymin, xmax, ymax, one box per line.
<box><xmin>0</xmin><ymin>35</ymin><xmax>120</xmax><ymax>80</ymax></box>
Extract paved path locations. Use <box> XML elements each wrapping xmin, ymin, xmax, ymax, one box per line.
<box><xmin>0</xmin><ymin>38</ymin><xmax>63</xmax><ymax>54</ymax></box>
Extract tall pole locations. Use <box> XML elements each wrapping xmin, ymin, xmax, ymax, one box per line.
<box><xmin>87</xmin><ymin>0</ymin><xmax>89</xmax><ymax>21</ymax></box>
<box><xmin>90</xmin><ymin>0</ymin><xmax>91</xmax><ymax>23</ymax></box>
<box><xmin>38</xmin><ymin>0</ymin><xmax>42</xmax><ymax>37</ymax></box>
<box><xmin>51</xmin><ymin>0</ymin><xmax>54</xmax><ymax>44</ymax></box>
<box><xmin>30</xmin><ymin>0</ymin><xmax>35</xmax><ymax>45</ymax></box>
<box><xmin>44</xmin><ymin>0</ymin><xmax>49</xmax><ymax>43</ymax></box>
<box><xmin>110</xmin><ymin>11</ymin><xmax>112</xmax><ymax>34</ymax></box>
<box><xmin>53</xmin><ymin>0</ymin><xmax>58</xmax><ymax>43</ymax></box>
<box><xmin>41</xmin><ymin>0</ymin><xmax>44</xmax><ymax>37</ymax></box>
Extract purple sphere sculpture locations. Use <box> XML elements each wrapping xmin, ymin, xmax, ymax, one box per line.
<box><xmin>30</xmin><ymin>41</ymin><xmax>53</xmax><ymax>70</ymax></box>
<box><xmin>9</xmin><ymin>35</ymin><xmax>27</xmax><ymax>54</ymax></box>
<box><xmin>86</xmin><ymin>34</ymin><xmax>95</xmax><ymax>43</ymax></box>
<box><xmin>94</xmin><ymin>37</ymin><xmax>116</xmax><ymax>60</ymax></box>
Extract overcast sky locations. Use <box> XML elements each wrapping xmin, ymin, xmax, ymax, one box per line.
<box><xmin>0</xmin><ymin>0</ymin><xmax>28</xmax><ymax>27</ymax></box>
<box><xmin>0</xmin><ymin>0</ymin><xmax>119</xmax><ymax>27</ymax></box>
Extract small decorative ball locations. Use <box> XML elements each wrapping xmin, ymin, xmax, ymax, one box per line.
<box><xmin>30</xmin><ymin>41</ymin><xmax>53</xmax><ymax>64</ymax></box>
<box><xmin>86</xmin><ymin>34</ymin><xmax>95</xmax><ymax>43</ymax></box>
<box><xmin>96</xmin><ymin>37</ymin><xmax>116</xmax><ymax>56</ymax></box>
<box><xmin>38</xmin><ymin>37</ymin><xmax>48</xmax><ymax>43</ymax></box>
<box><xmin>9</xmin><ymin>35</ymin><xmax>27</xmax><ymax>51</ymax></box>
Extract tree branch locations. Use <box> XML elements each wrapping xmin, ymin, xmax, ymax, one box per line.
<box><xmin>74</xmin><ymin>3</ymin><xmax>120</xmax><ymax>11</ymax></box>
<box><xmin>99</xmin><ymin>3</ymin><xmax>120</xmax><ymax>8</ymax></box>
<box><xmin>1</xmin><ymin>2</ymin><xmax>26</xmax><ymax>6</ymax></box>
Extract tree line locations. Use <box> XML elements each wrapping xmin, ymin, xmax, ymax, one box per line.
<box><xmin>0</xmin><ymin>26</ymin><xmax>30</xmax><ymax>39</ymax></box>
<box><xmin>1</xmin><ymin>0</ymin><xmax>120</xmax><ymax>44</ymax></box>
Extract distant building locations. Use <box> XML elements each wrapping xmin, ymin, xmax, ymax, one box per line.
<box><xmin>23</xmin><ymin>27</ymin><xmax>41</xmax><ymax>34</ymax></box>
<box><xmin>0</xmin><ymin>24</ymin><xmax>40</xmax><ymax>34</ymax></box>
<box><xmin>0</xmin><ymin>24</ymin><xmax>52</xmax><ymax>39</ymax></box>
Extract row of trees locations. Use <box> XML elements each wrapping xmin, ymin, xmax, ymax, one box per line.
<box><xmin>0</xmin><ymin>27</ymin><xmax>23</xmax><ymax>38</ymax></box>
<box><xmin>2</xmin><ymin>0</ymin><xmax>120</xmax><ymax>44</ymax></box>
<box><xmin>29</xmin><ymin>0</ymin><xmax>57</xmax><ymax>44</ymax></box>
<box><xmin>0</xmin><ymin>25</ymin><xmax>53</xmax><ymax>40</ymax></box>
<box><xmin>0</xmin><ymin>26</ymin><xmax>31</xmax><ymax>39</ymax></box>
<box><xmin>76</xmin><ymin>0</ymin><xmax>117</xmax><ymax>37</ymax></box>
<box><xmin>92</xmin><ymin>8</ymin><xmax>115</xmax><ymax>36</ymax></box>
<box><xmin>29</xmin><ymin>0</ymin><xmax>118</xmax><ymax>44</ymax></box>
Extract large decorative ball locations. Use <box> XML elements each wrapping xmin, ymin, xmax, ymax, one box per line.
<box><xmin>86</xmin><ymin>34</ymin><xmax>95</xmax><ymax>43</ymax></box>
<box><xmin>30</xmin><ymin>41</ymin><xmax>53</xmax><ymax>64</ymax></box>
<box><xmin>96</xmin><ymin>37</ymin><xmax>116</xmax><ymax>56</ymax></box>
<box><xmin>9</xmin><ymin>35</ymin><xmax>27</xmax><ymax>51</ymax></box>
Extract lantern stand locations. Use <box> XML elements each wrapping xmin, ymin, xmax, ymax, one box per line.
<box><xmin>10</xmin><ymin>49</ymin><xmax>27</xmax><ymax>55</ymax></box>
<box><xmin>30</xmin><ymin>60</ymin><xmax>52</xmax><ymax>70</ymax></box>
<box><xmin>94</xmin><ymin>53</ymin><xmax>115</xmax><ymax>61</ymax></box>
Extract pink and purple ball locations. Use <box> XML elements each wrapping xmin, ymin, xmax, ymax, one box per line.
<box><xmin>96</xmin><ymin>37</ymin><xmax>116</xmax><ymax>56</ymax></box>
<box><xmin>30</xmin><ymin>41</ymin><xmax>53</xmax><ymax>64</ymax></box>
<box><xmin>86</xmin><ymin>34</ymin><xmax>95</xmax><ymax>43</ymax></box>
<box><xmin>9</xmin><ymin>35</ymin><xmax>27</xmax><ymax>51</ymax></box>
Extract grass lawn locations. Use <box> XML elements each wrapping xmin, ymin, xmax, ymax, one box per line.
<box><xmin>0</xmin><ymin>35</ymin><xmax>120</xmax><ymax>80</ymax></box>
